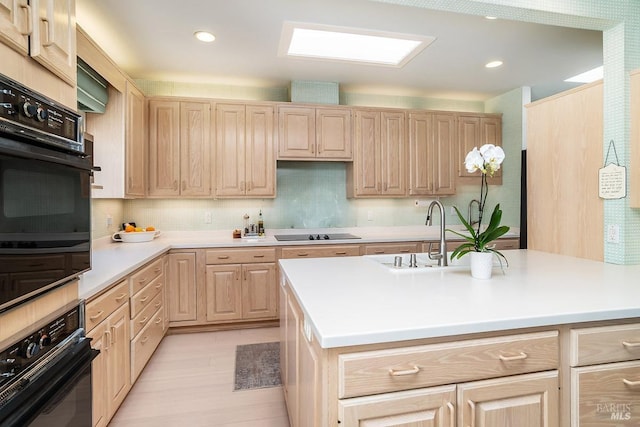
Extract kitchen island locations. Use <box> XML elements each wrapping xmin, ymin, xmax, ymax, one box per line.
<box><xmin>278</xmin><ymin>250</ymin><xmax>640</xmax><ymax>427</ymax></box>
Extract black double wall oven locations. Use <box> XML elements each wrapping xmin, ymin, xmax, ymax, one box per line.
<box><xmin>0</xmin><ymin>73</ymin><xmax>96</xmax><ymax>426</ymax></box>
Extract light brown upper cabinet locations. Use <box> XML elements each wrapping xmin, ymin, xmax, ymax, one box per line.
<box><xmin>30</xmin><ymin>0</ymin><xmax>76</xmax><ymax>86</ymax></box>
<box><xmin>457</xmin><ymin>113</ymin><xmax>502</xmax><ymax>180</ymax></box>
<box><xmin>278</xmin><ymin>105</ymin><xmax>352</xmax><ymax>160</ymax></box>
<box><xmin>0</xmin><ymin>0</ymin><xmax>30</xmax><ymax>55</ymax></box>
<box><xmin>125</xmin><ymin>82</ymin><xmax>146</xmax><ymax>197</ymax></box>
<box><xmin>216</xmin><ymin>103</ymin><xmax>276</xmax><ymax>198</ymax></box>
<box><xmin>408</xmin><ymin>112</ymin><xmax>456</xmax><ymax>196</ymax></box>
<box><xmin>148</xmin><ymin>99</ymin><xmax>212</xmax><ymax>197</ymax></box>
<box><xmin>347</xmin><ymin>109</ymin><xmax>407</xmax><ymax>197</ymax></box>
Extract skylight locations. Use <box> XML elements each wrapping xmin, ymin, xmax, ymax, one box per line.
<box><xmin>565</xmin><ymin>66</ymin><xmax>603</xmax><ymax>83</ymax></box>
<box><xmin>279</xmin><ymin>22</ymin><xmax>435</xmax><ymax>67</ymax></box>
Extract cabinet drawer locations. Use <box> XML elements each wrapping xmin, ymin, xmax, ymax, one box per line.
<box><xmin>131</xmin><ymin>291</ymin><xmax>163</xmax><ymax>338</ymax></box>
<box><xmin>130</xmin><ymin>276</ymin><xmax>163</xmax><ymax>318</ymax></box>
<box><xmin>205</xmin><ymin>248</ymin><xmax>276</xmax><ymax>264</ymax></box>
<box><xmin>130</xmin><ymin>258</ymin><xmax>163</xmax><ymax>295</ymax></box>
<box><xmin>281</xmin><ymin>245</ymin><xmax>360</xmax><ymax>259</ymax></box>
<box><xmin>570</xmin><ymin>323</ymin><xmax>640</xmax><ymax>367</ymax></box>
<box><xmin>572</xmin><ymin>360</ymin><xmax>640</xmax><ymax>426</ymax></box>
<box><xmin>85</xmin><ymin>280</ymin><xmax>130</xmax><ymax>332</ymax></box>
<box><xmin>362</xmin><ymin>243</ymin><xmax>419</xmax><ymax>255</ymax></box>
<box><xmin>338</xmin><ymin>331</ymin><xmax>558</xmax><ymax>398</ymax></box>
<box><xmin>131</xmin><ymin>307</ymin><xmax>164</xmax><ymax>382</ymax></box>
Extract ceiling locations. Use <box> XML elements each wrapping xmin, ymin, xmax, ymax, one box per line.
<box><xmin>75</xmin><ymin>0</ymin><xmax>603</xmax><ymax>102</ymax></box>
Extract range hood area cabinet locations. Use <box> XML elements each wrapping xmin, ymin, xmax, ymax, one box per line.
<box><xmin>147</xmin><ymin>99</ymin><xmax>212</xmax><ymax>197</ymax></box>
<box><xmin>347</xmin><ymin>109</ymin><xmax>407</xmax><ymax>197</ymax></box>
<box><xmin>277</xmin><ymin>105</ymin><xmax>352</xmax><ymax>160</ymax></box>
<box><xmin>215</xmin><ymin>103</ymin><xmax>276</xmax><ymax>198</ymax></box>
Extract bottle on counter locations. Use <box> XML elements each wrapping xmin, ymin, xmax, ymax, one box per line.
<box><xmin>243</xmin><ymin>213</ymin><xmax>249</xmax><ymax>236</ymax></box>
<box><xmin>258</xmin><ymin>210</ymin><xmax>265</xmax><ymax>236</ymax></box>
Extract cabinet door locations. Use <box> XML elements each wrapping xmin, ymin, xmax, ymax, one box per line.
<box><xmin>278</xmin><ymin>106</ymin><xmax>315</xmax><ymax>159</ymax></box>
<box><xmin>298</xmin><ymin>319</ymin><xmax>322</xmax><ymax>427</ymax></box>
<box><xmin>241</xmin><ymin>263</ymin><xmax>277</xmax><ymax>320</ymax></box>
<box><xmin>353</xmin><ymin>109</ymin><xmax>382</xmax><ymax>196</ymax></box>
<box><xmin>0</xmin><ymin>0</ymin><xmax>30</xmax><ymax>55</ymax></box>
<box><xmin>457</xmin><ymin>115</ymin><xmax>481</xmax><ymax>178</ymax></box>
<box><xmin>316</xmin><ymin>107</ymin><xmax>352</xmax><ymax>160</ymax></box>
<box><xmin>168</xmin><ymin>252</ymin><xmax>197</xmax><ymax>322</ymax></box>
<box><xmin>408</xmin><ymin>112</ymin><xmax>432</xmax><ymax>195</ymax></box>
<box><xmin>245</xmin><ymin>104</ymin><xmax>275</xmax><ymax>197</ymax></box>
<box><xmin>216</xmin><ymin>103</ymin><xmax>246</xmax><ymax>196</ymax></box>
<box><xmin>431</xmin><ymin>113</ymin><xmax>456</xmax><ymax>195</ymax></box>
<box><xmin>380</xmin><ymin>111</ymin><xmax>406</xmax><ymax>196</ymax></box>
<box><xmin>148</xmin><ymin>100</ymin><xmax>180</xmax><ymax>196</ymax></box>
<box><xmin>30</xmin><ymin>0</ymin><xmax>76</xmax><ymax>86</ymax></box>
<box><xmin>458</xmin><ymin>370</ymin><xmax>559</xmax><ymax>427</ymax></box>
<box><xmin>339</xmin><ymin>385</ymin><xmax>456</xmax><ymax>427</ymax></box>
<box><xmin>125</xmin><ymin>82</ymin><xmax>146</xmax><ymax>197</ymax></box>
<box><xmin>480</xmin><ymin>116</ymin><xmax>502</xmax><ymax>178</ymax></box>
<box><xmin>205</xmin><ymin>264</ymin><xmax>242</xmax><ymax>322</ymax></box>
<box><xmin>572</xmin><ymin>360</ymin><xmax>640</xmax><ymax>426</ymax></box>
<box><xmin>285</xmin><ymin>287</ymin><xmax>302</xmax><ymax>425</ymax></box>
<box><xmin>87</xmin><ymin>322</ymin><xmax>108</xmax><ymax>427</ymax></box>
<box><xmin>180</xmin><ymin>102</ymin><xmax>211</xmax><ymax>196</ymax></box>
<box><xmin>106</xmin><ymin>303</ymin><xmax>131</xmax><ymax>421</ymax></box>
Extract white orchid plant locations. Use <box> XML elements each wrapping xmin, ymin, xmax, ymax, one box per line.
<box><xmin>448</xmin><ymin>144</ymin><xmax>511</xmax><ymax>264</ymax></box>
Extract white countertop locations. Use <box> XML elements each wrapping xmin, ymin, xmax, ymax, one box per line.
<box><xmin>279</xmin><ymin>250</ymin><xmax>640</xmax><ymax>348</ymax></box>
<box><xmin>80</xmin><ymin>225</ymin><xmax>518</xmax><ymax>300</ymax></box>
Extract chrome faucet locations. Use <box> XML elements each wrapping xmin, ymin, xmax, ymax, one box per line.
<box><xmin>425</xmin><ymin>200</ymin><xmax>448</xmax><ymax>267</ymax></box>
<box><xmin>468</xmin><ymin>199</ymin><xmax>481</xmax><ymax>226</ymax></box>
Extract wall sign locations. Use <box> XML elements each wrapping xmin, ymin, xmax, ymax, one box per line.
<box><xmin>599</xmin><ymin>140</ymin><xmax>626</xmax><ymax>199</ymax></box>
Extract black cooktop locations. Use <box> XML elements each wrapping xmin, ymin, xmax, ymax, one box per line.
<box><xmin>274</xmin><ymin>233</ymin><xmax>361</xmax><ymax>241</ymax></box>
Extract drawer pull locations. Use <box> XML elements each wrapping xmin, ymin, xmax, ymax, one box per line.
<box><xmin>141</xmin><ymin>336</ymin><xmax>149</xmax><ymax>344</ymax></box>
<box><xmin>115</xmin><ymin>293</ymin><xmax>127</xmax><ymax>302</ymax></box>
<box><xmin>297</xmin><ymin>253</ymin><xmax>309</xmax><ymax>257</ymax></box>
<box><xmin>388</xmin><ymin>365</ymin><xmax>420</xmax><ymax>376</ymax></box>
<box><xmin>155</xmin><ymin>301</ymin><xmax>161</xmax><ymax>308</ymax></box>
<box><xmin>155</xmin><ymin>283</ymin><xmax>162</xmax><ymax>290</ymax></box>
<box><xmin>155</xmin><ymin>317</ymin><xmax>162</xmax><ymax>324</ymax></box>
<box><xmin>253</xmin><ymin>255</ymin><xmax>265</xmax><ymax>258</ymax></box>
<box><xmin>217</xmin><ymin>255</ymin><xmax>229</xmax><ymax>259</ymax></box>
<box><xmin>335</xmin><ymin>252</ymin><xmax>347</xmax><ymax>255</ymax></box>
<box><xmin>138</xmin><ymin>278</ymin><xmax>148</xmax><ymax>284</ymax></box>
<box><xmin>89</xmin><ymin>310</ymin><xmax>104</xmax><ymax>321</ymax></box>
<box><xmin>498</xmin><ymin>352</ymin><xmax>528</xmax><ymax>361</ymax></box>
<box><xmin>622</xmin><ymin>341</ymin><xmax>640</xmax><ymax>348</ymax></box>
<box><xmin>623</xmin><ymin>378</ymin><xmax>640</xmax><ymax>387</ymax></box>
<box><xmin>138</xmin><ymin>316</ymin><xmax>148</xmax><ymax>324</ymax></box>
<box><xmin>139</xmin><ymin>295</ymin><xmax>149</xmax><ymax>303</ymax></box>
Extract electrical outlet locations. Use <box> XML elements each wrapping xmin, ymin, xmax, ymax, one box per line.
<box><xmin>367</xmin><ymin>210</ymin><xmax>374</xmax><ymax>221</ymax></box>
<box><xmin>106</xmin><ymin>214</ymin><xmax>112</xmax><ymax>228</ymax></box>
<box><xmin>415</xmin><ymin>200</ymin><xmax>431</xmax><ymax>207</ymax></box>
<box><xmin>607</xmin><ymin>224</ymin><xmax>620</xmax><ymax>244</ymax></box>
<box><xmin>204</xmin><ymin>211</ymin><xmax>212</xmax><ymax>224</ymax></box>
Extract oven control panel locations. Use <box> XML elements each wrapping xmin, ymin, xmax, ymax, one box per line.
<box><xmin>0</xmin><ymin>305</ymin><xmax>80</xmax><ymax>387</ymax></box>
<box><xmin>0</xmin><ymin>73</ymin><xmax>82</xmax><ymax>153</ymax></box>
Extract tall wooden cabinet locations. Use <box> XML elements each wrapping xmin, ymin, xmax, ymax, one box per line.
<box><xmin>457</xmin><ymin>113</ymin><xmax>502</xmax><ymax>179</ymax></box>
<box><xmin>348</xmin><ymin>109</ymin><xmax>406</xmax><ymax>197</ymax></box>
<box><xmin>408</xmin><ymin>112</ymin><xmax>456</xmax><ymax>196</ymax></box>
<box><xmin>148</xmin><ymin>99</ymin><xmax>212</xmax><ymax>197</ymax></box>
<box><xmin>125</xmin><ymin>82</ymin><xmax>146</xmax><ymax>197</ymax></box>
<box><xmin>215</xmin><ymin>103</ymin><xmax>276</xmax><ymax>197</ymax></box>
<box><xmin>278</xmin><ymin>105</ymin><xmax>352</xmax><ymax>160</ymax></box>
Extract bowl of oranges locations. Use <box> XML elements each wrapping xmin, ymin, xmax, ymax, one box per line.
<box><xmin>112</xmin><ymin>224</ymin><xmax>160</xmax><ymax>243</ymax></box>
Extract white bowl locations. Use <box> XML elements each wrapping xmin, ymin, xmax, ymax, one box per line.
<box><xmin>112</xmin><ymin>230</ymin><xmax>161</xmax><ymax>243</ymax></box>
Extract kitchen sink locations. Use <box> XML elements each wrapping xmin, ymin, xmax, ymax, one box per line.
<box><xmin>365</xmin><ymin>252</ymin><xmax>501</xmax><ymax>273</ymax></box>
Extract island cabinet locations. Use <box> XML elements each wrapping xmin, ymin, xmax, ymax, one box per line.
<box><xmin>215</xmin><ymin>103</ymin><xmax>276</xmax><ymax>198</ymax></box>
<box><xmin>457</xmin><ymin>113</ymin><xmax>502</xmax><ymax>182</ymax></box>
<box><xmin>204</xmin><ymin>248</ymin><xmax>277</xmax><ymax>322</ymax></box>
<box><xmin>408</xmin><ymin>112</ymin><xmax>457</xmax><ymax>196</ymax></box>
<box><xmin>277</xmin><ymin>105</ymin><xmax>352</xmax><ymax>160</ymax></box>
<box><xmin>347</xmin><ymin>109</ymin><xmax>407</xmax><ymax>197</ymax></box>
<box><xmin>148</xmin><ymin>99</ymin><xmax>212</xmax><ymax>197</ymax></box>
<box><xmin>569</xmin><ymin>322</ymin><xmax>640</xmax><ymax>426</ymax></box>
<box><xmin>280</xmin><ymin>277</ymin><xmax>560</xmax><ymax>427</ymax></box>
<box><xmin>85</xmin><ymin>280</ymin><xmax>131</xmax><ymax>427</ymax></box>
<box><xmin>361</xmin><ymin>242</ymin><xmax>421</xmax><ymax>255</ymax></box>
<box><xmin>281</xmin><ymin>245</ymin><xmax>361</xmax><ymax>259</ymax></box>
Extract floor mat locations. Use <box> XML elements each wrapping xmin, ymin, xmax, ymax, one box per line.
<box><xmin>233</xmin><ymin>342</ymin><xmax>282</xmax><ymax>391</ymax></box>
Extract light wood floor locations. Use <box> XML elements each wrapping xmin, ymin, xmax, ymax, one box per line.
<box><xmin>108</xmin><ymin>327</ymin><xmax>290</xmax><ymax>427</ymax></box>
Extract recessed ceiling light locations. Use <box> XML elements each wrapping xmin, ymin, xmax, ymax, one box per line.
<box><xmin>194</xmin><ymin>31</ymin><xmax>215</xmax><ymax>43</ymax></box>
<box><xmin>485</xmin><ymin>60</ymin><xmax>503</xmax><ymax>68</ymax></box>
<box><xmin>565</xmin><ymin>65</ymin><xmax>603</xmax><ymax>83</ymax></box>
<box><xmin>485</xmin><ymin>16</ymin><xmax>498</xmax><ymax>20</ymax></box>
<box><xmin>279</xmin><ymin>22</ymin><xmax>435</xmax><ymax>67</ymax></box>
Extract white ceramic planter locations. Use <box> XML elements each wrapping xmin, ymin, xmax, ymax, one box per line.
<box><xmin>470</xmin><ymin>251</ymin><xmax>493</xmax><ymax>279</ymax></box>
